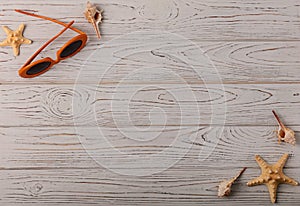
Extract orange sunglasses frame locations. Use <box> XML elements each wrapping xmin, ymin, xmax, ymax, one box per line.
<box><xmin>15</xmin><ymin>9</ymin><xmax>88</xmax><ymax>78</ymax></box>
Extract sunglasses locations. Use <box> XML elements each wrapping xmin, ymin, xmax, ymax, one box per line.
<box><xmin>15</xmin><ymin>9</ymin><xmax>88</xmax><ymax>78</ymax></box>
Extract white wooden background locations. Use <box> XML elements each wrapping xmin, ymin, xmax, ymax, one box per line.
<box><xmin>0</xmin><ymin>0</ymin><xmax>300</xmax><ymax>205</ymax></box>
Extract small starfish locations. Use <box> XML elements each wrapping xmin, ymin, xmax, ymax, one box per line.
<box><xmin>247</xmin><ymin>154</ymin><xmax>298</xmax><ymax>203</ymax></box>
<box><xmin>0</xmin><ymin>24</ymin><xmax>32</xmax><ymax>56</ymax></box>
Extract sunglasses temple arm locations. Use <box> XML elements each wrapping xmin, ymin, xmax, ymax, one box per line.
<box><xmin>15</xmin><ymin>9</ymin><xmax>84</xmax><ymax>34</ymax></box>
<box><xmin>22</xmin><ymin>21</ymin><xmax>75</xmax><ymax>68</ymax></box>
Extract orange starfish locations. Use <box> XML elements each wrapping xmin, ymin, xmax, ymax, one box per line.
<box><xmin>0</xmin><ymin>24</ymin><xmax>32</xmax><ymax>56</ymax></box>
<box><xmin>247</xmin><ymin>154</ymin><xmax>298</xmax><ymax>203</ymax></box>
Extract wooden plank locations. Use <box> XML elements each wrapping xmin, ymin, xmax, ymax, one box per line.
<box><xmin>0</xmin><ymin>41</ymin><xmax>300</xmax><ymax>84</ymax></box>
<box><xmin>0</xmin><ymin>126</ymin><xmax>299</xmax><ymax>169</ymax></box>
<box><xmin>0</xmin><ymin>0</ymin><xmax>299</xmax><ymax>41</ymax></box>
<box><xmin>0</xmin><ymin>84</ymin><xmax>300</xmax><ymax>127</ymax></box>
<box><xmin>0</xmin><ymin>126</ymin><xmax>299</xmax><ymax>205</ymax></box>
<box><xmin>0</xmin><ymin>168</ymin><xmax>299</xmax><ymax>205</ymax></box>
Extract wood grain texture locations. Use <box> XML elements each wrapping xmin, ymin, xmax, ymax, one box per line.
<box><xmin>0</xmin><ymin>0</ymin><xmax>299</xmax><ymax>84</ymax></box>
<box><xmin>1</xmin><ymin>126</ymin><xmax>299</xmax><ymax>169</ymax></box>
<box><xmin>0</xmin><ymin>0</ymin><xmax>299</xmax><ymax>205</ymax></box>
<box><xmin>0</xmin><ymin>41</ymin><xmax>300</xmax><ymax>84</ymax></box>
<box><xmin>0</xmin><ymin>84</ymin><xmax>300</xmax><ymax>127</ymax></box>
<box><xmin>0</xmin><ymin>126</ymin><xmax>299</xmax><ymax>205</ymax></box>
<box><xmin>0</xmin><ymin>0</ymin><xmax>299</xmax><ymax>41</ymax></box>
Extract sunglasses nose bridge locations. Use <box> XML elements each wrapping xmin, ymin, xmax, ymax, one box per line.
<box><xmin>44</xmin><ymin>57</ymin><xmax>58</xmax><ymax>65</ymax></box>
<box><xmin>54</xmin><ymin>57</ymin><xmax>61</xmax><ymax>64</ymax></box>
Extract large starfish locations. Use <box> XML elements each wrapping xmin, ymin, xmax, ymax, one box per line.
<box><xmin>0</xmin><ymin>24</ymin><xmax>32</xmax><ymax>56</ymax></box>
<box><xmin>247</xmin><ymin>154</ymin><xmax>298</xmax><ymax>203</ymax></box>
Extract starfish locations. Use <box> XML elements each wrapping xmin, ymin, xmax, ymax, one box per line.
<box><xmin>0</xmin><ymin>24</ymin><xmax>32</xmax><ymax>56</ymax></box>
<box><xmin>247</xmin><ymin>154</ymin><xmax>298</xmax><ymax>203</ymax></box>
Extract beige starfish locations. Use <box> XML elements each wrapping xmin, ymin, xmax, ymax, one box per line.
<box><xmin>0</xmin><ymin>24</ymin><xmax>32</xmax><ymax>56</ymax></box>
<box><xmin>247</xmin><ymin>154</ymin><xmax>298</xmax><ymax>203</ymax></box>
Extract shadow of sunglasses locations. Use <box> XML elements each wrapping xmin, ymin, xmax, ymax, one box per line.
<box><xmin>15</xmin><ymin>9</ymin><xmax>88</xmax><ymax>78</ymax></box>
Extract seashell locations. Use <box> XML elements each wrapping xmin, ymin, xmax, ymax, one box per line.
<box><xmin>272</xmin><ymin>110</ymin><xmax>296</xmax><ymax>145</ymax></box>
<box><xmin>84</xmin><ymin>1</ymin><xmax>103</xmax><ymax>39</ymax></box>
<box><xmin>218</xmin><ymin>167</ymin><xmax>246</xmax><ymax>197</ymax></box>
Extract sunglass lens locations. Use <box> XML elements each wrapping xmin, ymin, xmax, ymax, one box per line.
<box><xmin>60</xmin><ymin>40</ymin><xmax>83</xmax><ymax>58</ymax></box>
<box><xmin>26</xmin><ymin>61</ymin><xmax>52</xmax><ymax>75</ymax></box>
